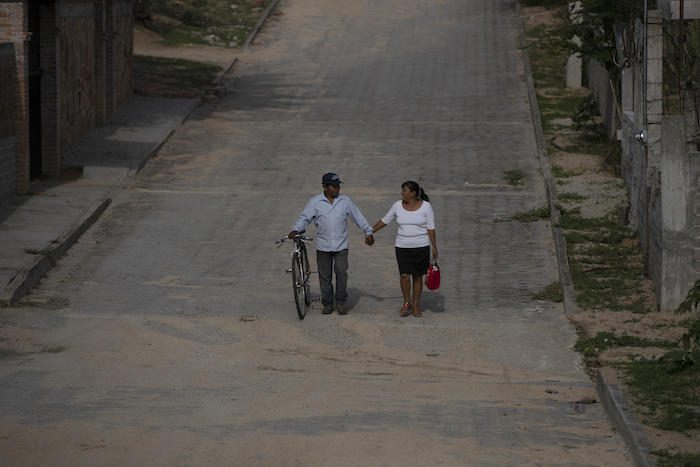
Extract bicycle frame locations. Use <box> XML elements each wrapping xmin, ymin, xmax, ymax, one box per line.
<box><xmin>276</xmin><ymin>234</ymin><xmax>313</xmax><ymax>319</ymax></box>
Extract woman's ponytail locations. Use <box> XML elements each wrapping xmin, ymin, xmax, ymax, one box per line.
<box><xmin>418</xmin><ymin>187</ymin><xmax>429</xmax><ymax>202</ymax></box>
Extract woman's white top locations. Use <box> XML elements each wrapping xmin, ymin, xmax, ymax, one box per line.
<box><xmin>381</xmin><ymin>200</ymin><xmax>435</xmax><ymax>248</ymax></box>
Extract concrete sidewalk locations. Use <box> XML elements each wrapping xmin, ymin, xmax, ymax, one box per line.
<box><xmin>0</xmin><ymin>96</ymin><xmax>199</xmax><ymax>306</ymax></box>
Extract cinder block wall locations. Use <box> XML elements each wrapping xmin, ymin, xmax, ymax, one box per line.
<box><xmin>620</xmin><ymin>63</ymin><xmax>664</xmax><ymax>307</ymax></box>
<box><xmin>617</xmin><ymin>11</ymin><xmax>692</xmax><ymax>310</ymax></box>
<box><xmin>0</xmin><ymin>43</ymin><xmax>16</xmax><ymax>203</ymax></box>
<box><xmin>621</xmin><ymin>108</ymin><xmax>664</xmax><ymax>306</ymax></box>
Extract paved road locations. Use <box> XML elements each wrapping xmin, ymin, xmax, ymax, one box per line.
<box><xmin>0</xmin><ymin>0</ymin><xmax>632</xmax><ymax>464</ymax></box>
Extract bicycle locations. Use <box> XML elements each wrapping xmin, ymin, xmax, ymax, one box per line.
<box><xmin>276</xmin><ymin>234</ymin><xmax>313</xmax><ymax>319</ymax></box>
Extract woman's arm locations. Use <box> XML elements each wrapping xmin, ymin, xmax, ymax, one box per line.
<box><xmin>428</xmin><ymin>229</ymin><xmax>438</xmax><ymax>259</ymax></box>
<box><xmin>372</xmin><ymin>220</ymin><xmax>387</xmax><ymax>232</ymax></box>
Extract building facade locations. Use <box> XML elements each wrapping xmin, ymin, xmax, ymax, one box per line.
<box><xmin>0</xmin><ymin>0</ymin><xmax>133</xmax><ymax>202</ymax></box>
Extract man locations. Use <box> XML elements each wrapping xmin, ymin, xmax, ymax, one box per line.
<box><xmin>288</xmin><ymin>173</ymin><xmax>374</xmax><ymax>315</ymax></box>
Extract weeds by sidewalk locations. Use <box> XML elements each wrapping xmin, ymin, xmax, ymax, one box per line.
<box><xmin>521</xmin><ymin>1</ymin><xmax>700</xmax><ymax>464</ymax></box>
<box><xmin>136</xmin><ymin>0</ymin><xmax>275</xmax><ymax>48</ymax></box>
<box><xmin>133</xmin><ymin>0</ymin><xmax>277</xmax><ymax>96</ymax></box>
<box><xmin>134</xmin><ymin>55</ymin><xmax>222</xmax><ymax>96</ymax></box>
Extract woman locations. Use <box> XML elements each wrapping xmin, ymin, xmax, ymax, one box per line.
<box><xmin>372</xmin><ymin>181</ymin><xmax>438</xmax><ymax>317</ymax></box>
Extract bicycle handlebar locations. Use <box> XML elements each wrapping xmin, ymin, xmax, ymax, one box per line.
<box><xmin>276</xmin><ymin>234</ymin><xmax>313</xmax><ymax>245</ymax></box>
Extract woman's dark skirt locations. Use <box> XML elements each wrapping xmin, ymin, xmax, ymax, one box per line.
<box><xmin>395</xmin><ymin>246</ymin><xmax>430</xmax><ymax>276</ymax></box>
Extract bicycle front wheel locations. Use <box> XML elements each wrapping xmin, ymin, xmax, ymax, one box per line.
<box><xmin>300</xmin><ymin>243</ymin><xmax>312</xmax><ymax>305</ymax></box>
<box><xmin>291</xmin><ymin>251</ymin><xmax>306</xmax><ymax>320</ymax></box>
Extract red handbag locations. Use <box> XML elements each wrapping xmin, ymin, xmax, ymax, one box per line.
<box><xmin>425</xmin><ymin>260</ymin><xmax>440</xmax><ymax>290</ymax></box>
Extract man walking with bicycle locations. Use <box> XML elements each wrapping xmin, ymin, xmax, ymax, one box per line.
<box><xmin>288</xmin><ymin>173</ymin><xmax>375</xmax><ymax>315</ymax></box>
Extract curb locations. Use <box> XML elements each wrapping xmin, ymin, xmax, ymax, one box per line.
<box><xmin>2</xmin><ymin>0</ymin><xmax>285</xmax><ymax>305</ymax></box>
<box><xmin>515</xmin><ymin>1</ymin><xmax>578</xmax><ymax>317</ymax></box>
<box><xmin>127</xmin><ymin>98</ymin><xmax>200</xmax><ymax>178</ymax></box>
<box><xmin>0</xmin><ymin>97</ymin><xmax>201</xmax><ymax>306</ymax></box>
<box><xmin>0</xmin><ymin>196</ymin><xmax>112</xmax><ymax>306</ymax></box>
<box><xmin>515</xmin><ymin>2</ymin><xmax>653</xmax><ymax>466</ymax></box>
<box><xmin>244</xmin><ymin>0</ymin><xmax>283</xmax><ymax>49</ymax></box>
<box><xmin>597</xmin><ymin>371</ymin><xmax>658</xmax><ymax>467</ymax></box>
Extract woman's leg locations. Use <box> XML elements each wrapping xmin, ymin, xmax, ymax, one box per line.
<box><xmin>400</xmin><ymin>274</ymin><xmax>411</xmax><ymax>304</ymax></box>
<box><xmin>412</xmin><ymin>274</ymin><xmax>423</xmax><ymax>316</ymax></box>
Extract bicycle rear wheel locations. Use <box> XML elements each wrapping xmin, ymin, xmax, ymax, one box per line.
<box><xmin>291</xmin><ymin>252</ymin><xmax>306</xmax><ymax>320</ymax></box>
<box><xmin>300</xmin><ymin>243</ymin><xmax>311</xmax><ymax>305</ymax></box>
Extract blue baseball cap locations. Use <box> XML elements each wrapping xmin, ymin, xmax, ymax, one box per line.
<box><xmin>322</xmin><ymin>173</ymin><xmax>343</xmax><ymax>185</ymax></box>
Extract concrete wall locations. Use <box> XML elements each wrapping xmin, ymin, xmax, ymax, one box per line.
<box><xmin>620</xmin><ymin>65</ymin><xmax>664</xmax><ymax>303</ymax></box>
<box><xmin>617</xmin><ymin>11</ymin><xmax>700</xmax><ymax>310</ymax></box>
<box><xmin>660</xmin><ymin>117</ymin><xmax>700</xmax><ymax>310</ymax></box>
<box><xmin>586</xmin><ymin>59</ymin><xmax>619</xmax><ymax>140</ymax></box>
<box><xmin>0</xmin><ymin>43</ymin><xmax>16</xmax><ymax>203</ymax></box>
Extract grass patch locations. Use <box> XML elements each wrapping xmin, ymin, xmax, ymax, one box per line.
<box><xmin>551</xmin><ymin>164</ymin><xmax>578</xmax><ymax>178</ymax></box>
<box><xmin>24</xmin><ymin>248</ymin><xmax>59</xmax><ymax>258</ymax></box>
<box><xmin>141</xmin><ymin>0</ymin><xmax>275</xmax><ymax>48</ymax></box>
<box><xmin>521</xmin><ymin>0</ymin><xmax>568</xmax><ymax>7</ymax></box>
<box><xmin>134</xmin><ymin>55</ymin><xmax>222</xmax><ymax>90</ymax></box>
<box><xmin>557</xmin><ymin>211</ymin><xmax>652</xmax><ymax>313</ymax></box>
<box><xmin>653</xmin><ymin>449</ymin><xmax>700</xmax><ymax>467</ymax></box>
<box><xmin>531</xmin><ymin>281</ymin><xmax>563</xmax><ymax>302</ymax></box>
<box><xmin>503</xmin><ymin>169</ymin><xmax>526</xmax><ymax>186</ymax></box>
<box><xmin>564</xmin><ymin>142</ymin><xmax>608</xmax><ymax>158</ymax></box>
<box><xmin>616</xmin><ymin>357</ymin><xmax>700</xmax><ymax>433</ymax></box>
<box><xmin>575</xmin><ymin>331</ymin><xmax>676</xmax><ymax>358</ymax></box>
<box><xmin>512</xmin><ymin>205</ymin><xmax>550</xmax><ymax>222</ymax></box>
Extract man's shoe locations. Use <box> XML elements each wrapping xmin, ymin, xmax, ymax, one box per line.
<box><xmin>337</xmin><ymin>302</ymin><xmax>347</xmax><ymax>315</ymax></box>
<box><xmin>322</xmin><ymin>304</ymin><xmax>334</xmax><ymax>314</ymax></box>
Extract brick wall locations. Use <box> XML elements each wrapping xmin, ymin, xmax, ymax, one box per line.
<box><xmin>0</xmin><ymin>42</ymin><xmax>16</xmax><ymax>203</ymax></box>
<box><xmin>59</xmin><ymin>3</ymin><xmax>96</xmax><ymax>152</ymax></box>
<box><xmin>114</xmin><ymin>1</ymin><xmax>133</xmax><ymax>108</ymax></box>
<box><xmin>40</xmin><ymin>2</ymin><xmax>59</xmax><ymax>178</ymax></box>
<box><xmin>0</xmin><ymin>1</ymin><xmax>29</xmax><ymax>195</ymax></box>
<box><xmin>0</xmin><ymin>0</ymin><xmax>133</xmax><ymax>195</ymax></box>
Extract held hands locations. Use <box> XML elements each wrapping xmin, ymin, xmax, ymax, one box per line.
<box><xmin>365</xmin><ymin>234</ymin><xmax>374</xmax><ymax>246</ymax></box>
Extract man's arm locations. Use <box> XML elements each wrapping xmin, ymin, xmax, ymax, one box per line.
<box><xmin>345</xmin><ymin>198</ymin><xmax>374</xmax><ymax>246</ymax></box>
<box><xmin>346</xmin><ymin>198</ymin><xmax>373</xmax><ymax>236</ymax></box>
<box><xmin>289</xmin><ymin>198</ymin><xmax>316</xmax><ymax>237</ymax></box>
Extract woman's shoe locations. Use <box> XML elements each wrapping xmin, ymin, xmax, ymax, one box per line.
<box><xmin>413</xmin><ymin>307</ymin><xmax>422</xmax><ymax>317</ymax></box>
<box><xmin>399</xmin><ymin>302</ymin><xmax>412</xmax><ymax>317</ymax></box>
